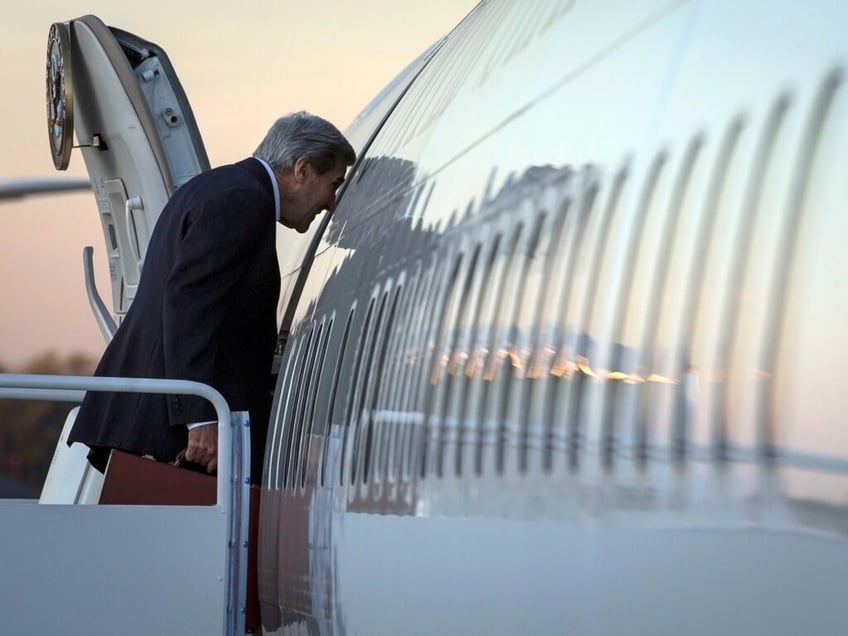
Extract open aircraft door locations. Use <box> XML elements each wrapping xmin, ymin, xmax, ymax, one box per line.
<box><xmin>48</xmin><ymin>17</ymin><xmax>209</xmax><ymax>339</ymax></box>
<box><xmin>1</xmin><ymin>21</ymin><xmax>255</xmax><ymax>634</ymax></box>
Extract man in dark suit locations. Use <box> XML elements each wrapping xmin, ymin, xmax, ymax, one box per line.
<box><xmin>69</xmin><ymin>112</ymin><xmax>355</xmax><ymax>483</ymax></box>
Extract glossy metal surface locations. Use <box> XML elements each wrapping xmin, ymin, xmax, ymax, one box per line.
<box><xmin>262</xmin><ymin>1</ymin><xmax>848</xmax><ymax>633</ymax></box>
<box><xmin>273</xmin><ymin>40</ymin><xmax>444</xmax><ymax>337</ymax></box>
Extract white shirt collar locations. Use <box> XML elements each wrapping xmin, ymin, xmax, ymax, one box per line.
<box><xmin>255</xmin><ymin>158</ymin><xmax>280</xmax><ymax>222</ymax></box>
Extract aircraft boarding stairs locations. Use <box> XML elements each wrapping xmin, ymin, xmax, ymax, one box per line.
<box><xmin>0</xmin><ymin>374</ymin><xmax>253</xmax><ymax>635</ymax></box>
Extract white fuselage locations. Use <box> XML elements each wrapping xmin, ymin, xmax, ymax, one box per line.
<box><xmin>259</xmin><ymin>1</ymin><xmax>848</xmax><ymax>634</ymax></box>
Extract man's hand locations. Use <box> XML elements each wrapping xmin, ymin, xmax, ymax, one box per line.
<box><xmin>185</xmin><ymin>424</ymin><xmax>218</xmax><ymax>472</ymax></box>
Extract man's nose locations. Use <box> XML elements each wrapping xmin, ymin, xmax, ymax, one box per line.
<box><xmin>326</xmin><ymin>193</ymin><xmax>337</xmax><ymax>212</ymax></box>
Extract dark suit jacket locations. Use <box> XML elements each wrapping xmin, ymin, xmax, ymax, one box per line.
<box><xmin>70</xmin><ymin>158</ymin><xmax>280</xmax><ymax>483</ymax></box>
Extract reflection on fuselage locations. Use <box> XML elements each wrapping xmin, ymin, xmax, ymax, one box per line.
<box><xmin>260</xmin><ymin>1</ymin><xmax>848</xmax><ymax>634</ymax></box>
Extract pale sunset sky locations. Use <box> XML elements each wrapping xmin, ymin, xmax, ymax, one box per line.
<box><xmin>0</xmin><ymin>0</ymin><xmax>478</xmax><ymax>368</ymax></box>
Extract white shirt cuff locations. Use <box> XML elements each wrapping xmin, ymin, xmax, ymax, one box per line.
<box><xmin>186</xmin><ymin>420</ymin><xmax>215</xmax><ymax>430</ymax></box>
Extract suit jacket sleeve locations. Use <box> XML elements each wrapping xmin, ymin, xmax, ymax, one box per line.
<box><xmin>162</xmin><ymin>188</ymin><xmax>271</xmax><ymax>426</ymax></box>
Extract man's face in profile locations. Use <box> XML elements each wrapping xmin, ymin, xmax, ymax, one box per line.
<box><xmin>281</xmin><ymin>159</ymin><xmax>347</xmax><ymax>233</ymax></box>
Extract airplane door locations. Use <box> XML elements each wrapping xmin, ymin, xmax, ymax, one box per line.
<box><xmin>50</xmin><ymin>16</ymin><xmax>210</xmax><ymax>327</ymax></box>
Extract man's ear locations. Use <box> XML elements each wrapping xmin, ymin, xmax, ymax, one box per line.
<box><xmin>293</xmin><ymin>156</ymin><xmax>311</xmax><ymax>183</ymax></box>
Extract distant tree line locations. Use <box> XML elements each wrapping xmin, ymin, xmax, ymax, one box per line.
<box><xmin>0</xmin><ymin>352</ymin><xmax>96</xmax><ymax>497</ymax></box>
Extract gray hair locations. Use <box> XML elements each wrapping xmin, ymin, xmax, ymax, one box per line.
<box><xmin>253</xmin><ymin>111</ymin><xmax>356</xmax><ymax>174</ymax></box>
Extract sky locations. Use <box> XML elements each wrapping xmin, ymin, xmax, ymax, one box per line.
<box><xmin>0</xmin><ymin>0</ymin><xmax>478</xmax><ymax>368</ymax></box>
